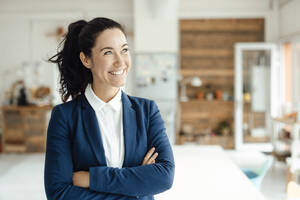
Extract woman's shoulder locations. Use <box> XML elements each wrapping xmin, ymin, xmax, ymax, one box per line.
<box><xmin>124</xmin><ymin>93</ymin><xmax>158</xmax><ymax>113</ymax></box>
<box><xmin>125</xmin><ymin>93</ymin><xmax>155</xmax><ymax>106</ymax></box>
<box><xmin>51</xmin><ymin>95</ymin><xmax>81</xmax><ymax>115</ymax></box>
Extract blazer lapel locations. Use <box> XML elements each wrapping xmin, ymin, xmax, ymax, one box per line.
<box><xmin>121</xmin><ymin>91</ymin><xmax>137</xmax><ymax>167</ymax></box>
<box><xmin>81</xmin><ymin>95</ymin><xmax>107</xmax><ymax>166</ymax></box>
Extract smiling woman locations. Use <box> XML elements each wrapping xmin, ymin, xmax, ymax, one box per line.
<box><xmin>45</xmin><ymin>17</ymin><xmax>174</xmax><ymax>200</ymax></box>
<box><xmin>79</xmin><ymin>28</ymin><xmax>131</xmax><ymax>102</ymax></box>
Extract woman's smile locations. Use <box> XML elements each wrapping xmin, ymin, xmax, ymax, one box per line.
<box><xmin>109</xmin><ymin>69</ymin><xmax>125</xmax><ymax>76</ymax></box>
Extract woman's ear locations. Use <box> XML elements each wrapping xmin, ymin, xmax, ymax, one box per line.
<box><xmin>80</xmin><ymin>52</ymin><xmax>92</xmax><ymax>69</ymax></box>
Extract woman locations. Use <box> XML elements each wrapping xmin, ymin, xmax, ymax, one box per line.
<box><xmin>44</xmin><ymin>17</ymin><xmax>175</xmax><ymax>200</ymax></box>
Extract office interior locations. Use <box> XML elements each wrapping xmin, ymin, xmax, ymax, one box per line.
<box><xmin>0</xmin><ymin>0</ymin><xmax>300</xmax><ymax>199</ymax></box>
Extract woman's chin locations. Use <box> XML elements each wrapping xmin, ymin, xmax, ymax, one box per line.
<box><xmin>110</xmin><ymin>81</ymin><xmax>126</xmax><ymax>88</ymax></box>
<box><xmin>109</xmin><ymin>77</ymin><xmax>127</xmax><ymax>87</ymax></box>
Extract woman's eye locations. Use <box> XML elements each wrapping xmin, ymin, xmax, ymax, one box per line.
<box><xmin>122</xmin><ymin>48</ymin><xmax>129</xmax><ymax>53</ymax></box>
<box><xmin>104</xmin><ymin>51</ymin><xmax>112</xmax><ymax>55</ymax></box>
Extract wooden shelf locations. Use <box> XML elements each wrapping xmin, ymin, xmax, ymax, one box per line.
<box><xmin>3</xmin><ymin>144</ymin><xmax>26</xmax><ymax>153</ymax></box>
<box><xmin>181</xmin><ymin>99</ymin><xmax>234</xmax><ymax>103</ymax></box>
<box><xmin>178</xmin><ymin>135</ymin><xmax>234</xmax><ymax>149</ymax></box>
<box><xmin>181</xmin><ymin>57</ymin><xmax>233</xmax><ymax>69</ymax></box>
<box><xmin>244</xmin><ymin>135</ymin><xmax>270</xmax><ymax>143</ymax></box>
<box><xmin>180</xmin><ymin>69</ymin><xmax>234</xmax><ymax>76</ymax></box>
<box><xmin>181</xmin><ymin>48</ymin><xmax>233</xmax><ymax>57</ymax></box>
<box><xmin>1</xmin><ymin>105</ymin><xmax>52</xmax><ymax>111</ymax></box>
<box><xmin>1</xmin><ymin>105</ymin><xmax>53</xmax><ymax>153</ymax></box>
<box><xmin>181</xmin><ymin>33</ymin><xmax>263</xmax><ymax>49</ymax></box>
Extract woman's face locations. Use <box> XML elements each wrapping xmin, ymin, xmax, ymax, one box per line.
<box><xmin>83</xmin><ymin>28</ymin><xmax>131</xmax><ymax>90</ymax></box>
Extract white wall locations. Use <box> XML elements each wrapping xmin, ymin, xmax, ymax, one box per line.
<box><xmin>133</xmin><ymin>0</ymin><xmax>179</xmax><ymax>53</ymax></box>
<box><xmin>279</xmin><ymin>0</ymin><xmax>300</xmax><ymax>39</ymax></box>
<box><xmin>278</xmin><ymin>0</ymin><xmax>300</xmax><ymax>107</ymax></box>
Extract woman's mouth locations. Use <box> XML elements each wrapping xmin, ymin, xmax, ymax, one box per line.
<box><xmin>109</xmin><ymin>69</ymin><xmax>125</xmax><ymax>75</ymax></box>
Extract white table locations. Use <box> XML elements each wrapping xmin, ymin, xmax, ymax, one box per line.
<box><xmin>156</xmin><ymin>145</ymin><xmax>265</xmax><ymax>200</ymax></box>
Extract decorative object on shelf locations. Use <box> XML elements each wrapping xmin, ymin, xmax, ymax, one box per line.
<box><xmin>34</xmin><ymin>87</ymin><xmax>51</xmax><ymax>99</ymax></box>
<box><xmin>179</xmin><ymin>124</ymin><xmax>195</xmax><ymax>144</ymax></box>
<box><xmin>216</xmin><ymin>120</ymin><xmax>232</xmax><ymax>136</ymax></box>
<box><xmin>243</xmin><ymin>92</ymin><xmax>251</xmax><ymax>103</ymax></box>
<box><xmin>215</xmin><ymin>89</ymin><xmax>222</xmax><ymax>100</ymax></box>
<box><xmin>17</xmin><ymin>85</ymin><xmax>28</xmax><ymax>106</ymax></box>
<box><xmin>222</xmin><ymin>90</ymin><xmax>231</xmax><ymax>101</ymax></box>
<box><xmin>32</xmin><ymin>86</ymin><xmax>53</xmax><ymax>105</ymax></box>
<box><xmin>197</xmin><ymin>89</ymin><xmax>204</xmax><ymax>100</ymax></box>
<box><xmin>45</xmin><ymin>26</ymin><xmax>66</xmax><ymax>42</ymax></box>
<box><xmin>204</xmin><ymin>84</ymin><xmax>214</xmax><ymax>101</ymax></box>
<box><xmin>283</xmin><ymin>112</ymin><xmax>298</xmax><ymax>123</ymax></box>
<box><xmin>8</xmin><ymin>80</ymin><xmax>29</xmax><ymax>106</ymax></box>
<box><xmin>179</xmin><ymin>76</ymin><xmax>202</xmax><ymax>102</ymax></box>
<box><xmin>182</xmin><ymin>124</ymin><xmax>194</xmax><ymax>135</ymax></box>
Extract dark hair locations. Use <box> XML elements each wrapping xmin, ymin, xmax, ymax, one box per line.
<box><xmin>48</xmin><ymin>17</ymin><xmax>125</xmax><ymax>102</ymax></box>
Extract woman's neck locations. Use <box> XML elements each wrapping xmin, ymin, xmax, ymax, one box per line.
<box><xmin>91</xmin><ymin>83</ymin><xmax>120</xmax><ymax>103</ymax></box>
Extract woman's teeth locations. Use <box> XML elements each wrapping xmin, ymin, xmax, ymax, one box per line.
<box><xmin>109</xmin><ymin>70</ymin><xmax>124</xmax><ymax>75</ymax></box>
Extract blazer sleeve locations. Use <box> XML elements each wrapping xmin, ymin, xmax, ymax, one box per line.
<box><xmin>89</xmin><ymin>100</ymin><xmax>175</xmax><ymax>197</ymax></box>
<box><xmin>44</xmin><ymin>106</ymin><xmax>135</xmax><ymax>200</ymax></box>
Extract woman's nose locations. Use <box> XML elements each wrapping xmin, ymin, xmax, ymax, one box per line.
<box><xmin>114</xmin><ymin>53</ymin><xmax>124</xmax><ymax>67</ymax></box>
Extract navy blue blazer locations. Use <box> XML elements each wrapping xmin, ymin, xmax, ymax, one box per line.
<box><xmin>44</xmin><ymin>91</ymin><xmax>175</xmax><ymax>200</ymax></box>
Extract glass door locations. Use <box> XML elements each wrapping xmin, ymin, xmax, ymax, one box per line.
<box><xmin>234</xmin><ymin>43</ymin><xmax>279</xmax><ymax>151</ymax></box>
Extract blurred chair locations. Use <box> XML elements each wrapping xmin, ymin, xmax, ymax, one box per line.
<box><xmin>286</xmin><ymin>181</ymin><xmax>300</xmax><ymax>200</ymax></box>
<box><xmin>241</xmin><ymin>156</ymin><xmax>273</xmax><ymax>189</ymax></box>
<box><xmin>226</xmin><ymin>150</ymin><xmax>273</xmax><ymax>190</ymax></box>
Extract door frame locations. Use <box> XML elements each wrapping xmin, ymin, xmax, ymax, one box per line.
<box><xmin>234</xmin><ymin>42</ymin><xmax>278</xmax><ymax>152</ymax></box>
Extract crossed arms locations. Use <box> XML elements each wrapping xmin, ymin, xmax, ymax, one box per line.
<box><xmin>44</xmin><ymin>101</ymin><xmax>175</xmax><ymax>200</ymax></box>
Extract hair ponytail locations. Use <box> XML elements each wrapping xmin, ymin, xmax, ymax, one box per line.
<box><xmin>49</xmin><ymin>20</ymin><xmax>91</xmax><ymax>102</ymax></box>
<box><xmin>49</xmin><ymin>17</ymin><xmax>124</xmax><ymax>102</ymax></box>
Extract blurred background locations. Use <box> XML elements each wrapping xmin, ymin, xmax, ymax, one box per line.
<box><xmin>0</xmin><ymin>0</ymin><xmax>300</xmax><ymax>199</ymax></box>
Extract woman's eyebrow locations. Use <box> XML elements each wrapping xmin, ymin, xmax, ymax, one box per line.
<box><xmin>100</xmin><ymin>47</ymin><xmax>113</xmax><ymax>52</ymax></box>
<box><xmin>100</xmin><ymin>43</ymin><xmax>128</xmax><ymax>52</ymax></box>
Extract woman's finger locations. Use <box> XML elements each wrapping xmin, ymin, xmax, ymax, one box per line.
<box><xmin>150</xmin><ymin>158</ymin><xmax>156</xmax><ymax>164</ymax></box>
<box><xmin>143</xmin><ymin>152</ymin><xmax>158</xmax><ymax>165</ymax></box>
<box><xmin>143</xmin><ymin>147</ymin><xmax>155</xmax><ymax>163</ymax></box>
<box><xmin>149</xmin><ymin>152</ymin><xmax>158</xmax><ymax>163</ymax></box>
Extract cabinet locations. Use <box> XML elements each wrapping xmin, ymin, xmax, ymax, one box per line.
<box><xmin>1</xmin><ymin>105</ymin><xmax>52</xmax><ymax>153</ymax></box>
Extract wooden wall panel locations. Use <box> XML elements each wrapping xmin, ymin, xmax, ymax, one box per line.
<box><xmin>179</xmin><ymin>18</ymin><xmax>264</xmax><ymax>148</ymax></box>
<box><xmin>181</xmin><ymin>19</ymin><xmax>264</xmax><ymax>32</ymax></box>
<box><xmin>181</xmin><ymin>57</ymin><xmax>233</xmax><ymax>69</ymax></box>
<box><xmin>181</xmin><ymin>33</ymin><xmax>263</xmax><ymax>49</ymax></box>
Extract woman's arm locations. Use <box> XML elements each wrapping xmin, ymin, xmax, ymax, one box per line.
<box><xmin>44</xmin><ymin>106</ymin><xmax>136</xmax><ymax>200</ymax></box>
<box><xmin>87</xmin><ymin>101</ymin><xmax>175</xmax><ymax>197</ymax></box>
<box><xmin>73</xmin><ymin>147</ymin><xmax>158</xmax><ymax>187</ymax></box>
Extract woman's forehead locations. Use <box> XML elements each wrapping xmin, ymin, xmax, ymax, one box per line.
<box><xmin>94</xmin><ymin>28</ymin><xmax>127</xmax><ymax>48</ymax></box>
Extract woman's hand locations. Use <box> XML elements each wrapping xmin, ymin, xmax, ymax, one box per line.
<box><xmin>142</xmin><ymin>147</ymin><xmax>158</xmax><ymax>165</ymax></box>
<box><xmin>73</xmin><ymin>171</ymin><xmax>90</xmax><ymax>188</ymax></box>
<box><xmin>73</xmin><ymin>148</ymin><xmax>157</xmax><ymax>187</ymax></box>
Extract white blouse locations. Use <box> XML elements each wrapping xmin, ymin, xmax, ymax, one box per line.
<box><xmin>84</xmin><ymin>84</ymin><xmax>124</xmax><ymax>168</ymax></box>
